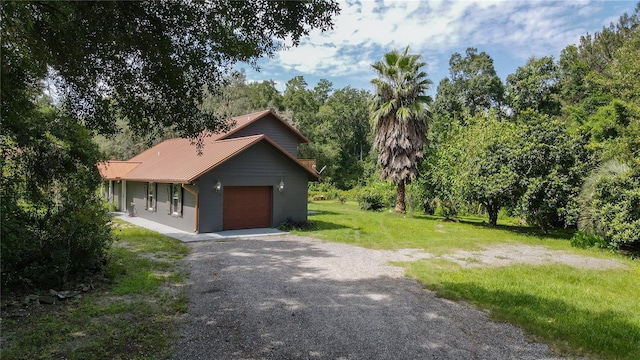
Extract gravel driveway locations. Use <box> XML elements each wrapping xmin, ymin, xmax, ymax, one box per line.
<box><xmin>172</xmin><ymin>234</ymin><xmax>561</xmax><ymax>359</ymax></box>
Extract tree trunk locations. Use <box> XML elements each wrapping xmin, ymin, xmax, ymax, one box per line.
<box><xmin>395</xmin><ymin>182</ymin><xmax>406</xmax><ymax>213</ymax></box>
<box><xmin>487</xmin><ymin>202</ymin><xmax>499</xmax><ymax>226</ymax></box>
<box><xmin>535</xmin><ymin>214</ymin><xmax>548</xmax><ymax>234</ymax></box>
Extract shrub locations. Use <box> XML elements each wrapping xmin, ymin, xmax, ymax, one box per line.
<box><xmin>0</xmin><ymin>107</ymin><xmax>114</xmax><ymax>289</ymax></box>
<box><xmin>359</xmin><ymin>192</ymin><xmax>385</xmax><ymax>211</ymax></box>
<box><xmin>278</xmin><ymin>218</ymin><xmax>316</xmax><ymax>231</ymax></box>
<box><xmin>570</xmin><ymin>231</ymin><xmax>609</xmax><ymax>249</ymax></box>
<box><xmin>308</xmin><ymin>182</ymin><xmax>347</xmax><ymax>201</ymax></box>
<box><xmin>434</xmin><ymin>198</ymin><xmax>459</xmax><ymax>219</ymax></box>
<box><xmin>354</xmin><ymin>182</ymin><xmax>395</xmax><ymax>211</ymax></box>
<box><xmin>577</xmin><ymin>161</ymin><xmax>640</xmax><ymax>250</ymax></box>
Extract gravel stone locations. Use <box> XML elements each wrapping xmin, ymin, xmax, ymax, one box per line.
<box><xmin>172</xmin><ymin>234</ymin><xmax>563</xmax><ymax>360</ymax></box>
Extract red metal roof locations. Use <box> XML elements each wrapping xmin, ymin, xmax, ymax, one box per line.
<box><xmin>99</xmin><ymin>135</ymin><xmax>318</xmax><ymax>183</ymax></box>
<box><xmin>97</xmin><ymin>110</ymin><xmax>318</xmax><ymax>183</ymax></box>
<box><xmin>97</xmin><ymin>161</ymin><xmax>141</xmax><ymax>180</ymax></box>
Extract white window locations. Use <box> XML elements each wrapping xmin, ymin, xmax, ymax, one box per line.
<box><xmin>171</xmin><ymin>183</ymin><xmax>181</xmax><ymax>216</ymax></box>
<box><xmin>147</xmin><ymin>182</ymin><xmax>156</xmax><ymax>211</ymax></box>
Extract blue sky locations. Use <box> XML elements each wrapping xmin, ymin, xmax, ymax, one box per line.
<box><xmin>238</xmin><ymin>0</ymin><xmax>637</xmax><ymax>96</ymax></box>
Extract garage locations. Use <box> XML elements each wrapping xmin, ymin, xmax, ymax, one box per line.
<box><xmin>223</xmin><ymin>186</ymin><xmax>272</xmax><ymax>230</ymax></box>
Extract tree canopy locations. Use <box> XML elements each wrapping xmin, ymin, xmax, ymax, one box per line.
<box><xmin>2</xmin><ymin>0</ymin><xmax>340</xmax><ymax>141</ymax></box>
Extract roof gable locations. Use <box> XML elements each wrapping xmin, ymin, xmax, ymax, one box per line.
<box><xmin>215</xmin><ymin>110</ymin><xmax>310</xmax><ymax>144</ymax></box>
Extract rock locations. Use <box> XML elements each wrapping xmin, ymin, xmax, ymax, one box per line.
<box><xmin>49</xmin><ymin>289</ymin><xmax>59</xmax><ymax>296</ymax></box>
<box><xmin>39</xmin><ymin>296</ymin><xmax>56</xmax><ymax>305</ymax></box>
<box><xmin>8</xmin><ymin>300</ymin><xmax>22</xmax><ymax>308</ymax></box>
<box><xmin>7</xmin><ymin>309</ymin><xmax>29</xmax><ymax>318</ymax></box>
<box><xmin>57</xmin><ymin>291</ymin><xmax>80</xmax><ymax>300</ymax></box>
<box><xmin>23</xmin><ymin>295</ymin><xmax>39</xmax><ymax>305</ymax></box>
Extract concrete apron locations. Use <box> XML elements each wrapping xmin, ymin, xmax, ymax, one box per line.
<box><xmin>109</xmin><ymin>212</ymin><xmax>287</xmax><ymax>242</ymax></box>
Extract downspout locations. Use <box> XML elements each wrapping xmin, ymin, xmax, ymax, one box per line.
<box><xmin>182</xmin><ymin>183</ymin><xmax>199</xmax><ymax>233</ymax></box>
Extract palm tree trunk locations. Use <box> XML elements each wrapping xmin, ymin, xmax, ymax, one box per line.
<box><xmin>395</xmin><ymin>181</ymin><xmax>406</xmax><ymax>213</ymax></box>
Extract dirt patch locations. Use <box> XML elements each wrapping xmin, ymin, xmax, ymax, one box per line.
<box><xmin>442</xmin><ymin>244</ymin><xmax>626</xmax><ymax>270</ymax></box>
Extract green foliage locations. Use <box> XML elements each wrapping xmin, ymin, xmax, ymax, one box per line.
<box><xmin>280</xmin><ymin>76</ymin><xmax>372</xmax><ymax>189</ymax></box>
<box><xmin>1</xmin><ymin>1</ymin><xmax>339</xmax><ymax>140</ymax></box>
<box><xmin>433</xmin><ymin>47</ymin><xmax>504</xmax><ymax>119</ymax></box>
<box><xmin>277</xmin><ymin>218</ymin><xmax>317</xmax><ymax>231</ymax></box>
<box><xmin>505</xmin><ymin>56</ymin><xmax>561</xmax><ymax>116</ymax></box>
<box><xmin>570</xmin><ymin>231</ymin><xmax>609</xmax><ymax>249</ymax></box>
<box><xmin>356</xmin><ymin>182</ymin><xmax>395</xmax><ymax>211</ymax></box>
<box><xmin>426</xmin><ymin>108</ymin><xmax>590</xmax><ymax>230</ymax></box>
<box><xmin>202</xmin><ymin>70</ymin><xmax>285</xmax><ymax>119</ymax></box>
<box><xmin>308</xmin><ymin>182</ymin><xmax>347</xmax><ymax>201</ymax></box>
<box><xmin>314</xmin><ymin>86</ymin><xmax>372</xmax><ymax>189</ymax></box>
<box><xmin>358</xmin><ymin>193</ymin><xmax>385</xmax><ymax>211</ymax></box>
<box><xmin>512</xmin><ymin>111</ymin><xmax>591</xmax><ymax>231</ymax></box>
<box><xmin>580</xmin><ymin>99</ymin><xmax>640</xmax><ymax>163</ymax></box>
<box><xmin>1</xmin><ymin>106</ymin><xmax>113</xmax><ymax>288</ymax></box>
<box><xmin>577</xmin><ymin>161</ymin><xmax>640</xmax><ymax>250</ymax></box>
<box><xmin>438</xmin><ymin>112</ymin><xmax>520</xmax><ymax>225</ymax></box>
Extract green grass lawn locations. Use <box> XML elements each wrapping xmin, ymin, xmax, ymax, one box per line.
<box><xmin>1</xmin><ymin>220</ymin><xmax>190</xmax><ymax>360</ymax></box>
<box><xmin>300</xmin><ymin>201</ymin><xmax>640</xmax><ymax>360</ymax></box>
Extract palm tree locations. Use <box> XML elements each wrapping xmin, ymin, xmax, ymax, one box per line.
<box><xmin>370</xmin><ymin>47</ymin><xmax>432</xmax><ymax>213</ymax></box>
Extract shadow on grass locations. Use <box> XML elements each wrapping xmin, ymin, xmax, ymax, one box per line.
<box><xmin>455</xmin><ymin>218</ymin><xmax>574</xmax><ymax>241</ymax></box>
<box><xmin>307</xmin><ymin>209</ymin><xmax>343</xmax><ymax>216</ymax></box>
<box><xmin>297</xmin><ymin>220</ymin><xmax>352</xmax><ymax>232</ymax></box>
<box><xmin>436</xmin><ymin>281</ymin><xmax>640</xmax><ymax>359</ymax></box>
<box><xmin>411</xmin><ymin>212</ymin><xmax>573</xmax><ymax>241</ymax></box>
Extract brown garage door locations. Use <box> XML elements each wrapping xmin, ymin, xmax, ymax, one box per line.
<box><xmin>223</xmin><ymin>186</ymin><xmax>272</xmax><ymax>230</ymax></box>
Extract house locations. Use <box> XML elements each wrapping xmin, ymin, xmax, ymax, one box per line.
<box><xmin>98</xmin><ymin>110</ymin><xmax>319</xmax><ymax>232</ymax></box>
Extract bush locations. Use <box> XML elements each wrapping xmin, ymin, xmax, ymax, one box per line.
<box><xmin>1</xmin><ymin>106</ymin><xmax>114</xmax><ymax>289</ymax></box>
<box><xmin>434</xmin><ymin>198</ymin><xmax>459</xmax><ymax>219</ymax></box>
<box><xmin>308</xmin><ymin>182</ymin><xmax>347</xmax><ymax>202</ymax></box>
<box><xmin>278</xmin><ymin>218</ymin><xmax>316</xmax><ymax>231</ymax></box>
<box><xmin>356</xmin><ymin>182</ymin><xmax>395</xmax><ymax>211</ymax></box>
<box><xmin>570</xmin><ymin>231</ymin><xmax>609</xmax><ymax>249</ymax></box>
<box><xmin>577</xmin><ymin>161</ymin><xmax>640</xmax><ymax>250</ymax></box>
<box><xmin>359</xmin><ymin>192</ymin><xmax>385</xmax><ymax>211</ymax></box>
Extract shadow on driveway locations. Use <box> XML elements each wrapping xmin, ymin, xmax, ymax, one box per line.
<box><xmin>172</xmin><ymin>235</ymin><xmax>561</xmax><ymax>360</ymax></box>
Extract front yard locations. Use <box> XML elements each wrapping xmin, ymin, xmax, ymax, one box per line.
<box><xmin>301</xmin><ymin>201</ymin><xmax>640</xmax><ymax>360</ymax></box>
<box><xmin>2</xmin><ymin>202</ymin><xmax>637</xmax><ymax>359</ymax></box>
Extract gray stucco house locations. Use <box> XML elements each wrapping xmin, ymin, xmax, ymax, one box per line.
<box><xmin>98</xmin><ymin>110</ymin><xmax>319</xmax><ymax>232</ymax></box>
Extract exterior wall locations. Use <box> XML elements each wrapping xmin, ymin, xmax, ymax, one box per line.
<box><xmin>229</xmin><ymin>114</ymin><xmax>300</xmax><ymax>156</ymax></box>
<box><xmin>198</xmin><ymin>141</ymin><xmax>309</xmax><ymax>232</ymax></box>
<box><xmin>126</xmin><ymin>181</ymin><xmax>197</xmax><ymax>232</ymax></box>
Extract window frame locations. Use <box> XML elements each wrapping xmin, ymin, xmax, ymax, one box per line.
<box><xmin>170</xmin><ymin>183</ymin><xmax>182</xmax><ymax>216</ymax></box>
<box><xmin>147</xmin><ymin>182</ymin><xmax>156</xmax><ymax>211</ymax></box>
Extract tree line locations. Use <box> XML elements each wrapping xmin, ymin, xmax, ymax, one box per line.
<box><xmin>156</xmin><ymin>4</ymin><xmax>637</xmax><ymax>250</ymax></box>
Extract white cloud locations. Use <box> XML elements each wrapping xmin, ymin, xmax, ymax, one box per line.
<box><xmin>241</xmin><ymin>0</ymin><xmax>634</xmax><ymax>90</ymax></box>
